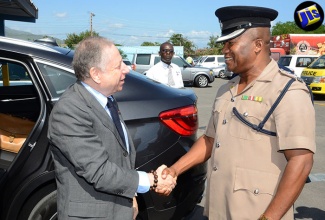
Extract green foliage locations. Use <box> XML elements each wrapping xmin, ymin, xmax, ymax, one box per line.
<box><xmin>65</xmin><ymin>30</ymin><xmax>99</xmax><ymax>49</ymax></box>
<box><xmin>118</xmin><ymin>49</ymin><xmax>127</xmax><ymax>59</ymax></box>
<box><xmin>272</xmin><ymin>21</ymin><xmax>325</xmax><ymax>35</ymax></box>
<box><xmin>141</xmin><ymin>41</ymin><xmax>161</xmax><ymax>46</ymax></box>
<box><xmin>169</xmin><ymin>33</ymin><xmax>196</xmax><ymax>57</ymax></box>
<box><xmin>207</xmin><ymin>35</ymin><xmax>219</xmax><ymax>48</ymax></box>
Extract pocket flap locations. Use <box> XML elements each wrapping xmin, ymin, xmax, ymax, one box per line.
<box><xmin>69</xmin><ymin>201</ymin><xmax>108</xmax><ymax>218</ymax></box>
<box><xmin>234</xmin><ymin>167</ymin><xmax>280</xmax><ymax>196</ymax></box>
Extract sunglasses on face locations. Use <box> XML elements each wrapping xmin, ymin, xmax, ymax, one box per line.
<box><xmin>161</xmin><ymin>49</ymin><xmax>174</xmax><ymax>54</ymax></box>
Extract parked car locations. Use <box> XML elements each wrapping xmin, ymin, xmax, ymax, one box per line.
<box><xmin>301</xmin><ymin>54</ymin><xmax>325</xmax><ymax>95</ymax></box>
<box><xmin>212</xmin><ymin>63</ymin><xmax>233</xmax><ymax>79</ymax></box>
<box><xmin>123</xmin><ymin>59</ymin><xmax>136</xmax><ymax>71</ymax></box>
<box><xmin>132</xmin><ymin>53</ymin><xmax>214</xmax><ymax>87</ymax></box>
<box><xmin>277</xmin><ymin>54</ymin><xmax>318</xmax><ymax>77</ymax></box>
<box><xmin>196</xmin><ymin>55</ymin><xmax>225</xmax><ymax>69</ymax></box>
<box><xmin>0</xmin><ymin>37</ymin><xmax>207</xmax><ymax>220</ymax></box>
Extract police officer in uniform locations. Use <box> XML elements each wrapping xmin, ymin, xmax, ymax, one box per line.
<box><xmin>158</xmin><ymin>6</ymin><xmax>316</xmax><ymax>220</ymax></box>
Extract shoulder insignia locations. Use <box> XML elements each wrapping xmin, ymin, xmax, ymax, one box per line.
<box><xmin>278</xmin><ymin>68</ymin><xmax>304</xmax><ymax>83</ymax></box>
<box><xmin>279</xmin><ymin>67</ymin><xmax>294</xmax><ymax>76</ymax></box>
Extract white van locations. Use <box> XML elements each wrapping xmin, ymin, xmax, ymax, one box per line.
<box><xmin>196</xmin><ymin>55</ymin><xmax>225</xmax><ymax>68</ymax></box>
<box><xmin>277</xmin><ymin>55</ymin><xmax>318</xmax><ymax>77</ymax></box>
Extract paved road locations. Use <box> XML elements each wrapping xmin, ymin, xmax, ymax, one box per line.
<box><xmin>184</xmin><ymin>78</ymin><xmax>325</xmax><ymax>220</ymax></box>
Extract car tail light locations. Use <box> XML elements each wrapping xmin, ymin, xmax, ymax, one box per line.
<box><xmin>132</xmin><ymin>64</ymin><xmax>136</xmax><ymax>71</ymax></box>
<box><xmin>159</xmin><ymin>105</ymin><xmax>198</xmax><ymax>136</ymax></box>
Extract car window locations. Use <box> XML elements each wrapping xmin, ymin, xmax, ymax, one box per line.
<box><xmin>154</xmin><ymin>57</ymin><xmax>160</xmax><ymax>65</ymax></box>
<box><xmin>309</xmin><ymin>55</ymin><xmax>325</xmax><ymax>68</ymax></box>
<box><xmin>135</xmin><ymin>54</ymin><xmax>150</xmax><ymax>65</ymax></box>
<box><xmin>0</xmin><ymin>61</ymin><xmax>32</xmax><ymax>86</ymax></box>
<box><xmin>123</xmin><ymin>60</ymin><xmax>131</xmax><ymax>65</ymax></box>
<box><xmin>278</xmin><ymin>57</ymin><xmax>292</xmax><ymax>66</ymax></box>
<box><xmin>205</xmin><ymin>57</ymin><xmax>215</xmax><ymax>62</ymax></box>
<box><xmin>217</xmin><ymin>57</ymin><xmax>225</xmax><ymax>63</ymax></box>
<box><xmin>172</xmin><ymin>57</ymin><xmax>187</xmax><ymax>67</ymax></box>
<box><xmin>295</xmin><ymin>57</ymin><xmax>316</xmax><ymax>67</ymax></box>
<box><xmin>36</xmin><ymin>62</ymin><xmax>76</xmax><ymax>98</ymax></box>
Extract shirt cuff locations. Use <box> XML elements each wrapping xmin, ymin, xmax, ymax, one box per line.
<box><xmin>137</xmin><ymin>171</ymin><xmax>150</xmax><ymax>193</ymax></box>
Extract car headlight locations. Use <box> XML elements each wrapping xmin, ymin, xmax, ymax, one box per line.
<box><xmin>313</xmin><ymin>76</ymin><xmax>325</xmax><ymax>83</ymax></box>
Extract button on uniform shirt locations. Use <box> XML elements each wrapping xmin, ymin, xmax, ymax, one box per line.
<box><xmin>81</xmin><ymin>82</ymin><xmax>150</xmax><ymax>193</ymax></box>
<box><xmin>146</xmin><ymin>61</ymin><xmax>184</xmax><ymax>88</ymax></box>
<box><xmin>203</xmin><ymin>59</ymin><xmax>316</xmax><ymax>220</ymax></box>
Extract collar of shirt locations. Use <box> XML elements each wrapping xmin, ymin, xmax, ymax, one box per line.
<box><xmin>81</xmin><ymin>81</ymin><xmax>130</xmax><ymax>152</ymax></box>
<box><xmin>160</xmin><ymin>61</ymin><xmax>174</xmax><ymax>70</ymax></box>
<box><xmin>81</xmin><ymin>81</ymin><xmax>108</xmax><ymax>109</ymax></box>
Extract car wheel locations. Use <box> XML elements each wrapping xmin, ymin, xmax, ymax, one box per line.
<box><xmin>194</xmin><ymin>75</ymin><xmax>208</xmax><ymax>87</ymax></box>
<box><xmin>219</xmin><ymin>70</ymin><xmax>226</xmax><ymax>78</ymax></box>
<box><xmin>18</xmin><ymin>186</ymin><xmax>57</xmax><ymax>220</ymax></box>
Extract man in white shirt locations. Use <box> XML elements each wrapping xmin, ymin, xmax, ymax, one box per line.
<box><xmin>146</xmin><ymin>42</ymin><xmax>184</xmax><ymax>88</ymax></box>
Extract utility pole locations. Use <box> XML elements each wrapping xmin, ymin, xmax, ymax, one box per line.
<box><xmin>90</xmin><ymin>12</ymin><xmax>95</xmax><ymax>36</ymax></box>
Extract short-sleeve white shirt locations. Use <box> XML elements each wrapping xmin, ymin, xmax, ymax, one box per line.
<box><xmin>146</xmin><ymin>61</ymin><xmax>184</xmax><ymax>88</ymax></box>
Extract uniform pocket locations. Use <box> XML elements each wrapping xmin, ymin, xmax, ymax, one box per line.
<box><xmin>234</xmin><ymin>167</ymin><xmax>280</xmax><ymax>196</ymax></box>
<box><xmin>68</xmin><ymin>201</ymin><xmax>109</xmax><ymax>218</ymax></box>
<box><xmin>228</xmin><ymin>101</ymin><xmax>269</xmax><ymax>140</ymax></box>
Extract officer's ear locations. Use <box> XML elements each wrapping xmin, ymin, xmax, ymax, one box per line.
<box><xmin>254</xmin><ymin>39</ymin><xmax>263</xmax><ymax>53</ymax></box>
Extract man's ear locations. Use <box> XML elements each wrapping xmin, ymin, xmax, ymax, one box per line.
<box><xmin>90</xmin><ymin>67</ymin><xmax>101</xmax><ymax>84</ymax></box>
<box><xmin>254</xmin><ymin>39</ymin><xmax>263</xmax><ymax>53</ymax></box>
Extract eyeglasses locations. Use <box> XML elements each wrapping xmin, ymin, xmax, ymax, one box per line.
<box><xmin>161</xmin><ymin>49</ymin><xmax>174</xmax><ymax>54</ymax></box>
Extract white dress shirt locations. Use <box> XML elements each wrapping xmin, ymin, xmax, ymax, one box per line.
<box><xmin>146</xmin><ymin>61</ymin><xmax>184</xmax><ymax>88</ymax></box>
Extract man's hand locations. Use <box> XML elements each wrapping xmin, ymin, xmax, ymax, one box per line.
<box><xmin>155</xmin><ymin>166</ymin><xmax>177</xmax><ymax>196</ymax></box>
<box><xmin>133</xmin><ymin>197</ymin><xmax>138</xmax><ymax>220</ymax></box>
<box><xmin>161</xmin><ymin>166</ymin><xmax>177</xmax><ymax>179</ymax></box>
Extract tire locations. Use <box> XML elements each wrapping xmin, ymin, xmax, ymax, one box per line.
<box><xmin>18</xmin><ymin>186</ymin><xmax>57</xmax><ymax>220</ymax></box>
<box><xmin>219</xmin><ymin>70</ymin><xmax>226</xmax><ymax>79</ymax></box>
<box><xmin>218</xmin><ymin>70</ymin><xmax>225</xmax><ymax>78</ymax></box>
<box><xmin>194</xmin><ymin>75</ymin><xmax>209</xmax><ymax>87</ymax></box>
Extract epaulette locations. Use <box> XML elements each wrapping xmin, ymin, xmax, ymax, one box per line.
<box><xmin>278</xmin><ymin>68</ymin><xmax>304</xmax><ymax>83</ymax></box>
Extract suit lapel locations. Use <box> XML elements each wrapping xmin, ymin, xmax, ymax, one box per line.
<box><xmin>73</xmin><ymin>82</ymin><xmax>128</xmax><ymax>151</ymax></box>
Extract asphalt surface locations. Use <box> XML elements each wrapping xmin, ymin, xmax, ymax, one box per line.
<box><xmin>184</xmin><ymin>78</ymin><xmax>325</xmax><ymax>220</ymax></box>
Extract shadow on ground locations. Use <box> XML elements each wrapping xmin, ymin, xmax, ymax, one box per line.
<box><xmin>295</xmin><ymin>206</ymin><xmax>325</xmax><ymax>220</ymax></box>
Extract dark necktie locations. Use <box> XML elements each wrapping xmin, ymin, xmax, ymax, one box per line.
<box><xmin>107</xmin><ymin>97</ymin><xmax>126</xmax><ymax>146</ymax></box>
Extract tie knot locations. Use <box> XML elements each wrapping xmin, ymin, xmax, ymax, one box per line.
<box><xmin>107</xmin><ymin>97</ymin><xmax>114</xmax><ymax>108</ymax></box>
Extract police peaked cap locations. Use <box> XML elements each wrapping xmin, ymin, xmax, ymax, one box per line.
<box><xmin>215</xmin><ymin>6</ymin><xmax>278</xmax><ymax>42</ymax></box>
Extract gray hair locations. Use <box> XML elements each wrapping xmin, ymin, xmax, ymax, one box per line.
<box><xmin>72</xmin><ymin>36</ymin><xmax>114</xmax><ymax>81</ymax></box>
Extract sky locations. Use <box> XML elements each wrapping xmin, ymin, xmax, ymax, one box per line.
<box><xmin>5</xmin><ymin>0</ymin><xmax>325</xmax><ymax>49</ymax></box>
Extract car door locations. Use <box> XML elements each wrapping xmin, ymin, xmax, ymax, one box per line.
<box><xmin>171</xmin><ymin>56</ymin><xmax>191</xmax><ymax>82</ymax></box>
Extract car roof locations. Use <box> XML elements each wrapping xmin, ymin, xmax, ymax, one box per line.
<box><xmin>0</xmin><ymin>36</ymin><xmax>74</xmax><ymax>67</ymax></box>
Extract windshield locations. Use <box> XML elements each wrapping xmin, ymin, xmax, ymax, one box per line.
<box><xmin>278</xmin><ymin>56</ymin><xmax>292</xmax><ymax>66</ymax></box>
<box><xmin>308</xmin><ymin>55</ymin><xmax>325</xmax><ymax>69</ymax></box>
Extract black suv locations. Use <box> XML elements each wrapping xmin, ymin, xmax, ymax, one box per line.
<box><xmin>0</xmin><ymin>37</ymin><xmax>206</xmax><ymax>220</ymax></box>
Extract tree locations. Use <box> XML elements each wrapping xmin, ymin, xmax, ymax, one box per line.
<box><xmin>272</xmin><ymin>21</ymin><xmax>325</xmax><ymax>35</ymax></box>
<box><xmin>169</xmin><ymin>33</ymin><xmax>196</xmax><ymax>56</ymax></box>
<box><xmin>65</xmin><ymin>30</ymin><xmax>99</xmax><ymax>49</ymax></box>
<box><xmin>207</xmin><ymin>35</ymin><xmax>219</xmax><ymax>48</ymax></box>
<box><xmin>118</xmin><ymin>49</ymin><xmax>128</xmax><ymax>59</ymax></box>
<box><xmin>141</xmin><ymin>41</ymin><xmax>161</xmax><ymax>46</ymax></box>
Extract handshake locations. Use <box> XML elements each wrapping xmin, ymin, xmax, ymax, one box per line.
<box><xmin>147</xmin><ymin>165</ymin><xmax>177</xmax><ymax>196</ymax></box>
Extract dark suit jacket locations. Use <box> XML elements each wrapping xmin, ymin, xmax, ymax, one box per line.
<box><xmin>48</xmin><ymin>81</ymin><xmax>139</xmax><ymax>220</ymax></box>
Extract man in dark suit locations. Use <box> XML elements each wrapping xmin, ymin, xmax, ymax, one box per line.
<box><xmin>48</xmin><ymin>36</ymin><xmax>175</xmax><ymax>220</ymax></box>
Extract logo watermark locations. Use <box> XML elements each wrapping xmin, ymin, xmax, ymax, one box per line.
<box><xmin>294</xmin><ymin>1</ymin><xmax>324</xmax><ymax>31</ymax></box>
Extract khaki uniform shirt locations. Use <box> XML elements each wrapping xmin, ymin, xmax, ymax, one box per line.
<box><xmin>204</xmin><ymin>60</ymin><xmax>316</xmax><ymax>220</ymax></box>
